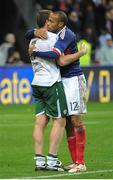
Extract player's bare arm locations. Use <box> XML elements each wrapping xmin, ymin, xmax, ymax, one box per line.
<box><xmin>58</xmin><ymin>43</ymin><xmax>87</xmax><ymax>66</ymax></box>
<box><xmin>28</xmin><ymin>43</ymin><xmax>87</xmax><ymax>65</ymax></box>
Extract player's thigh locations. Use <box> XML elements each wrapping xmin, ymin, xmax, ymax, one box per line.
<box><xmin>32</xmin><ymin>86</ymin><xmax>45</xmax><ymax>116</ymax></box>
<box><xmin>62</xmin><ymin>75</ymin><xmax>87</xmax><ymax>115</ymax></box>
<box><xmin>45</xmin><ymin>81</ymin><xmax>68</xmax><ymax>118</ymax></box>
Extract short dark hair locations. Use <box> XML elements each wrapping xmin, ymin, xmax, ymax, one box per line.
<box><xmin>37</xmin><ymin>10</ymin><xmax>52</xmax><ymax>27</ymax></box>
<box><xmin>54</xmin><ymin>11</ymin><xmax>68</xmax><ymax>25</ymax></box>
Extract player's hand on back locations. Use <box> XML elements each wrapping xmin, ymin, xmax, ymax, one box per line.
<box><xmin>34</xmin><ymin>28</ymin><xmax>47</xmax><ymax>39</ymax></box>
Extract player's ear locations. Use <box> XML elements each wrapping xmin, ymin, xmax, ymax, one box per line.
<box><xmin>59</xmin><ymin>22</ymin><xmax>64</xmax><ymax>28</ymax></box>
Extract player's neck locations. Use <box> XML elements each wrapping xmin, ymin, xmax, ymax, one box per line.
<box><xmin>56</xmin><ymin>26</ymin><xmax>66</xmax><ymax>34</ymax></box>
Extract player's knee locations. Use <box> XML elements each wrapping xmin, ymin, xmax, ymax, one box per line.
<box><xmin>71</xmin><ymin>115</ymin><xmax>84</xmax><ymax>127</ymax></box>
<box><xmin>55</xmin><ymin>117</ymin><xmax>66</xmax><ymax>128</ymax></box>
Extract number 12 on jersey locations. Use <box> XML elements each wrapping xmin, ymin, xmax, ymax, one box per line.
<box><xmin>70</xmin><ymin>101</ymin><xmax>79</xmax><ymax>111</ymax></box>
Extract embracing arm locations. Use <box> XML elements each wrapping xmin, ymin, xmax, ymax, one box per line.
<box><xmin>32</xmin><ymin>47</ymin><xmax>61</xmax><ymax>59</ymax></box>
<box><xmin>25</xmin><ymin>29</ymin><xmax>35</xmax><ymax>40</ymax></box>
<box><xmin>29</xmin><ymin>41</ymin><xmax>87</xmax><ymax>63</ymax></box>
<box><xmin>31</xmin><ymin>29</ymin><xmax>74</xmax><ymax>60</ymax></box>
<box><xmin>32</xmin><ymin>51</ymin><xmax>59</xmax><ymax>59</ymax></box>
<box><xmin>25</xmin><ymin>28</ymin><xmax>47</xmax><ymax>40</ymax></box>
<box><xmin>58</xmin><ymin>43</ymin><xmax>87</xmax><ymax>66</ymax></box>
<box><xmin>29</xmin><ymin>44</ymin><xmax>60</xmax><ymax>59</ymax></box>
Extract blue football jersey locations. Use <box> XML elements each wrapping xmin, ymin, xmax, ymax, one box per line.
<box><xmin>53</xmin><ymin>26</ymin><xmax>83</xmax><ymax>77</ymax></box>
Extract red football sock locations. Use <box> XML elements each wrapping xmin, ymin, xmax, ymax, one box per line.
<box><xmin>75</xmin><ymin>126</ymin><xmax>86</xmax><ymax>164</ymax></box>
<box><xmin>68</xmin><ymin>136</ymin><xmax>76</xmax><ymax>163</ymax></box>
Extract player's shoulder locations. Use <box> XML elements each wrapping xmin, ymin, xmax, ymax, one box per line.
<box><xmin>66</xmin><ymin>28</ymin><xmax>77</xmax><ymax>41</ymax></box>
<box><xmin>66</xmin><ymin>27</ymin><xmax>75</xmax><ymax>36</ymax></box>
<box><xmin>59</xmin><ymin>26</ymin><xmax>76</xmax><ymax>40</ymax></box>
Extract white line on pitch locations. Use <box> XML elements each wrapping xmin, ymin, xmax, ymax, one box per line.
<box><xmin>3</xmin><ymin>169</ymin><xmax>113</xmax><ymax>179</ymax></box>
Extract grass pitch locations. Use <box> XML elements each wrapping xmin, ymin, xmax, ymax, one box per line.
<box><xmin>0</xmin><ymin>102</ymin><xmax>113</xmax><ymax>179</ymax></box>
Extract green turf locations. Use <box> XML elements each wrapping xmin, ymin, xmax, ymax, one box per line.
<box><xmin>0</xmin><ymin>102</ymin><xmax>113</xmax><ymax>179</ymax></box>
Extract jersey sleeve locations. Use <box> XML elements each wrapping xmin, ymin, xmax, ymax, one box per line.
<box><xmin>25</xmin><ymin>29</ymin><xmax>35</xmax><ymax>40</ymax></box>
<box><xmin>53</xmin><ymin>30</ymin><xmax>74</xmax><ymax>54</ymax></box>
<box><xmin>32</xmin><ymin>50</ymin><xmax>59</xmax><ymax>59</ymax></box>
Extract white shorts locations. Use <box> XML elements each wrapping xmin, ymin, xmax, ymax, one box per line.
<box><xmin>62</xmin><ymin>75</ymin><xmax>87</xmax><ymax>115</ymax></box>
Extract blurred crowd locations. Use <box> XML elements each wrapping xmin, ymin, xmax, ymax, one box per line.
<box><xmin>1</xmin><ymin>0</ymin><xmax>113</xmax><ymax>66</ymax></box>
<box><xmin>34</xmin><ymin>0</ymin><xmax>113</xmax><ymax>66</ymax></box>
<box><xmin>0</xmin><ymin>33</ymin><xmax>24</xmax><ymax>66</ymax></box>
